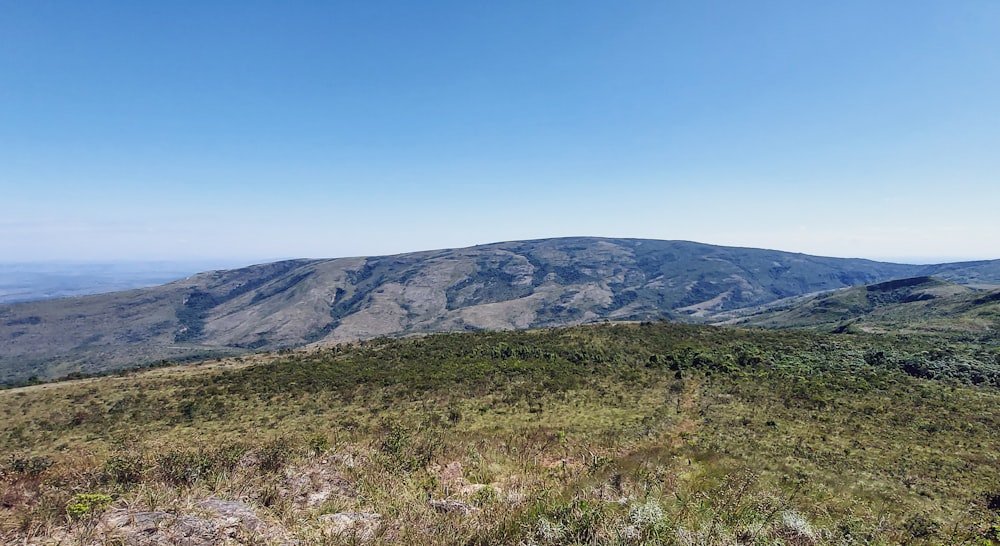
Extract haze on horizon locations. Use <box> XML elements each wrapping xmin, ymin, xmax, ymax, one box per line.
<box><xmin>2</xmin><ymin>1</ymin><xmax>999</xmax><ymax>266</ymax></box>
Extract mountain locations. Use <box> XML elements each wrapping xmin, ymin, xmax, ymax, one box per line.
<box><xmin>2</xmin><ymin>237</ymin><xmax>999</xmax><ymax>384</ymax></box>
<box><xmin>729</xmin><ymin>275</ymin><xmax>1000</xmax><ymax>335</ymax></box>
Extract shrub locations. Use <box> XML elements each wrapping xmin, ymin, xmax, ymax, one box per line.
<box><xmin>472</xmin><ymin>485</ymin><xmax>498</xmax><ymax>507</ymax></box>
<box><xmin>103</xmin><ymin>450</ymin><xmax>146</xmax><ymax>485</ymax></box>
<box><xmin>212</xmin><ymin>442</ymin><xmax>249</xmax><ymax>473</ymax></box>
<box><xmin>904</xmin><ymin>512</ymin><xmax>940</xmax><ymax>541</ymax></box>
<box><xmin>66</xmin><ymin>493</ymin><xmax>112</xmax><ymax>521</ymax></box>
<box><xmin>257</xmin><ymin>436</ymin><xmax>296</xmax><ymax>474</ymax></box>
<box><xmin>307</xmin><ymin>433</ymin><xmax>330</xmax><ymax>456</ymax></box>
<box><xmin>156</xmin><ymin>449</ymin><xmax>213</xmax><ymax>486</ymax></box>
<box><xmin>534</xmin><ymin>516</ymin><xmax>567</xmax><ymax>543</ymax></box>
<box><xmin>5</xmin><ymin>454</ymin><xmax>53</xmax><ymax>478</ymax></box>
<box><xmin>779</xmin><ymin>509</ymin><xmax>817</xmax><ymax>543</ymax></box>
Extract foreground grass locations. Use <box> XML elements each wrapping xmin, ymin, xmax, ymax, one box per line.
<box><xmin>2</xmin><ymin>322</ymin><xmax>999</xmax><ymax>544</ymax></box>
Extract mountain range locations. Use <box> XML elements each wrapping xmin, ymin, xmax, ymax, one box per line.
<box><xmin>2</xmin><ymin>237</ymin><xmax>999</xmax><ymax>384</ymax></box>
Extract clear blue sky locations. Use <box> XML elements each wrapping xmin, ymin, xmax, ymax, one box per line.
<box><xmin>2</xmin><ymin>1</ymin><xmax>998</xmax><ymax>264</ymax></box>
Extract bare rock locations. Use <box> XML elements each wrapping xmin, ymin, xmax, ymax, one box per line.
<box><xmin>199</xmin><ymin>497</ymin><xmax>266</xmax><ymax>533</ymax></box>
<box><xmin>105</xmin><ymin>509</ymin><xmax>171</xmax><ymax>533</ymax></box>
<box><xmin>101</xmin><ymin>498</ymin><xmax>294</xmax><ymax>546</ymax></box>
<box><xmin>428</xmin><ymin>499</ymin><xmax>478</xmax><ymax>515</ymax></box>
<box><xmin>459</xmin><ymin>483</ymin><xmax>488</xmax><ymax>496</ymax></box>
<box><xmin>319</xmin><ymin>512</ymin><xmax>381</xmax><ymax>541</ymax></box>
<box><xmin>171</xmin><ymin>514</ymin><xmax>221</xmax><ymax>541</ymax></box>
<box><xmin>439</xmin><ymin>461</ymin><xmax>464</xmax><ymax>482</ymax></box>
<box><xmin>102</xmin><ymin>509</ymin><xmax>219</xmax><ymax>546</ymax></box>
<box><xmin>284</xmin><ymin>462</ymin><xmax>354</xmax><ymax>508</ymax></box>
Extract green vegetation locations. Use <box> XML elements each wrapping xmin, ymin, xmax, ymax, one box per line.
<box><xmin>65</xmin><ymin>493</ymin><xmax>113</xmax><ymax>521</ymax></box>
<box><xmin>2</xmin><ymin>322</ymin><xmax>999</xmax><ymax>544</ymax></box>
<box><xmin>734</xmin><ymin>276</ymin><xmax>1000</xmax><ymax>339</ymax></box>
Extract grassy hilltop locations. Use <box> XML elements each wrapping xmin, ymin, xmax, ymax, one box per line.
<box><xmin>2</xmin><ymin>322</ymin><xmax>999</xmax><ymax>544</ymax></box>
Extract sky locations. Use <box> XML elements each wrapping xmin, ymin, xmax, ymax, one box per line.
<box><xmin>2</xmin><ymin>1</ymin><xmax>999</xmax><ymax>265</ymax></box>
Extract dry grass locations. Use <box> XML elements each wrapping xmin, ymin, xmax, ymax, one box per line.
<box><xmin>2</xmin><ymin>323</ymin><xmax>999</xmax><ymax>544</ymax></box>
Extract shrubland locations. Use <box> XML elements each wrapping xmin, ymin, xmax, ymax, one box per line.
<box><xmin>1</xmin><ymin>322</ymin><xmax>999</xmax><ymax>544</ymax></box>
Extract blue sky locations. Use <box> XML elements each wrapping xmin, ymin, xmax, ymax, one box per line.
<box><xmin>2</xmin><ymin>1</ymin><xmax>998</xmax><ymax>264</ymax></box>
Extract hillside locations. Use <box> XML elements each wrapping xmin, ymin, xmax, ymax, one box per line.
<box><xmin>731</xmin><ymin>276</ymin><xmax>1000</xmax><ymax>336</ymax></box>
<box><xmin>2</xmin><ymin>322</ymin><xmax>999</xmax><ymax>545</ymax></box>
<box><xmin>2</xmin><ymin>237</ymin><xmax>1000</xmax><ymax>384</ymax></box>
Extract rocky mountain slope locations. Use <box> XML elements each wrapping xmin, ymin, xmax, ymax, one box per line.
<box><xmin>730</xmin><ymin>275</ymin><xmax>1000</xmax><ymax>335</ymax></box>
<box><xmin>2</xmin><ymin>237</ymin><xmax>999</xmax><ymax>384</ymax></box>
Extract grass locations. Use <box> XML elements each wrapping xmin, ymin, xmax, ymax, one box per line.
<box><xmin>1</xmin><ymin>322</ymin><xmax>999</xmax><ymax>544</ymax></box>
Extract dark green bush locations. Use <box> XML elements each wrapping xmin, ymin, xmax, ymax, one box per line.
<box><xmin>103</xmin><ymin>450</ymin><xmax>146</xmax><ymax>485</ymax></box>
<box><xmin>5</xmin><ymin>454</ymin><xmax>53</xmax><ymax>477</ymax></box>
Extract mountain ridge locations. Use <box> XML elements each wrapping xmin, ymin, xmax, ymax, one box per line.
<box><xmin>2</xmin><ymin>236</ymin><xmax>999</xmax><ymax>384</ymax></box>
<box><xmin>730</xmin><ymin>274</ymin><xmax>1000</xmax><ymax>335</ymax></box>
